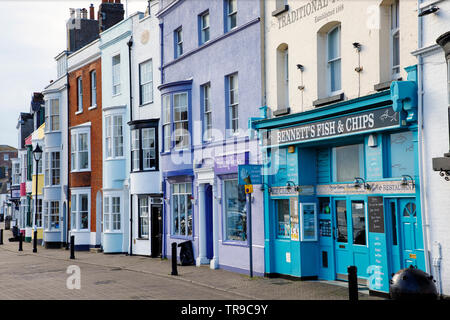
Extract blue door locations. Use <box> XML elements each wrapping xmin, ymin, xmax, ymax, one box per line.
<box><xmin>334</xmin><ymin>198</ymin><xmax>369</xmax><ymax>280</ymax></box>
<box><xmin>205</xmin><ymin>185</ymin><xmax>213</xmax><ymax>260</ymax></box>
<box><xmin>387</xmin><ymin>199</ymin><xmax>401</xmax><ymax>274</ymax></box>
<box><xmin>399</xmin><ymin>199</ymin><xmax>420</xmax><ymax>268</ymax></box>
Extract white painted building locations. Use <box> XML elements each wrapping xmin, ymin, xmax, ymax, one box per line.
<box><xmin>413</xmin><ymin>0</ymin><xmax>450</xmax><ymax>297</ymax></box>
<box><xmin>128</xmin><ymin>1</ymin><xmax>163</xmax><ymax>257</ymax></box>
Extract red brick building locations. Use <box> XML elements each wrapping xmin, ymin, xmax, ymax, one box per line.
<box><xmin>67</xmin><ymin>39</ymin><xmax>102</xmax><ymax>250</ymax></box>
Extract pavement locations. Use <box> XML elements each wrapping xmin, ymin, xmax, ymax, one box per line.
<box><xmin>0</xmin><ymin>224</ymin><xmax>382</xmax><ymax>300</ymax></box>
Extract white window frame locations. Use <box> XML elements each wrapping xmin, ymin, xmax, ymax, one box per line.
<box><xmin>112</xmin><ymin>55</ymin><xmax>121</xmax><ymax>96</ymax></box>
<box><xmin>90</xmin><ymin>70</ymin><xmax>97</xmax><ymax>107</ymax></box>
<box><xmin>138</xmin><ymin>196</ymin><xmax>149</xmax><ymax>239</ymax></box>
<box><xmin>105</xmin><ymin>114</ymin><xmax>124</xmax><ymax>159</ymax></box>
<box><xmin>390</xmin><ymin>0</ymin><xmax>401</xmax><ymax>80</ymax></box>
<box><xmin>228</xmin><ymin>73</ymin><xmax>239</xmax><ymax>135</ymax></box>
<box><xmin>45</xmin><ymin>98</ymin><xmax>60</xmax><ymax>132</ymax></box>
<box><xmin>227</xmin><ymin>0</ymin><xmax>237</xmax><ymax>31</ymax></box>
<box><xmin>139</xmin><ymin>59</ymin><xmax>153</xmax><ymax>105</ymax></box>
<box><xmin>202</xmin><ymin>83</ymin><xmax>212</xmax><ymax>141</ymax></box>
<box><xmin>77</xmin><ymin>77</ymin><xmax>83</xmax><ymax>112</ymax></box>
<box><xmin>71</xmin><ymin>128</ymin><xmax>91</xmax><ymax>172</ymax></box>
<box><xmin>327</xmin><ymin>25</ymin><xmax>342</xmax><ymax>96</ymax></box>
<box><xmin>175</xmin><ymin>28</ymin><xmax>183</xmax><ymax>58</ymax></box>
<box><xmin>43</xmin><ymin>200</ymin><xmax>60</xmax><ymax>231</ymax></box>
<box><xmin>142</xmin><ymin>127</ymin><xmax>156</xmax><ymax>170</ymax></box>
<box><xmin>163</xmin><ymin>95</ymin><xmax>172</xmax><ymax>152</ymax></box>
<box><xmin>173</xmin><ymin>92</ymin><xmax>189</xmax><ymax>150</ymax></box>
<box><xmin>103</xmin><ymin>192</ymin><xmax>122</xmax><ymax>232</ymax></box>
<box><xmin>200</xmin><ymin>11</ymin><xmax>210</xmax><ymax>44</ymax></box>
<box><xmin>44</xmin><ymin>151</ymin><xmax>60</xmax><ymax>186</ymax></box>
<box><xmin>171</xmin><ymin>183</ymin><xmax>193</xmax><ymax>237</ymax></box>
<box><xmin>131</xmin><ymin>129</ymin><xmax>140</xmax><ymax>171</ymax></box>
<box><xmin>71</xmin><ymin>189</ymin><xmax>91</xmax><ymax>232</ymax></box>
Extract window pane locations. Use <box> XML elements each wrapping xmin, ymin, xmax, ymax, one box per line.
<box><xmin>335</xmin><ymin>145</ymin><xmax>360</xmax><ymax>182</ymax></box>
<box><xmin>352</xmin><ymin>201</ymin><xmax>366</xmax><ymax>245</ymax></box>
<box><xmin>224</xmin><ymin>180</ymin><xmax>247</xmax><ymax>241</ymax></box>
<box><xmin>328</xmin><ymin>27</ymin><xmax>340</xmax><ymax>60</ymax></box>
<box><xmin>390</xmin><ymin>131</ymin><xmax>414</xmax><ymax>177</ymax></box>
<box><xmin>336</xmin><ymin>200</ymin><xmax>347</xmax><ymax>243</ymax></box>
<box><xmin>277</xmin><ymin>199</ymin><xmax>290</xmax><ymax>238</ymax></box>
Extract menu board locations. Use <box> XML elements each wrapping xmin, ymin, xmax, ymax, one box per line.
<box><xmin>368</xmin><ymin>196</ymin><xmax>385</xmax><ymax>233</ymax></box>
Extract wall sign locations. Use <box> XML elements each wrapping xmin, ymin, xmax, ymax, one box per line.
<box><xmin>265</xmin><ymin>106</ymin><xmax>399</xmax><ymax>147</ymax></box>
<box><xmin>238</xmin><ymin>164</ymin><xmax>263</xmax><ymax>185</ymax></box>
<box><xmin>368</xmin><ymin>196</ymin><xmax>385</xmax><ymax>233</ymax></box>
<box><xmin>270</xmin><ymin>185</ymin><xmax>315</xmax><ymax>197</ymax></box>
<box><xmin>316</xmin><ymin>180</ymin><xmax>415</xmax><ymax>196</ymax></box>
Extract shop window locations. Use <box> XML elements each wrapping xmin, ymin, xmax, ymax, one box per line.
<box><xmin>276</xmin><ymin>199</ymin><xmax>290</xmax><ymax>238</ymax></box>
<box><xmin>300</xmin><ymin>203</ymin><xmax>317</xmax><ymax>241</ymax></box>
<box><xmin>333</xmin><ymin>144</ymin><xmax>363</xmax><ymax>182</ymax></box>
<box><xmin>223</xmin><ymin>179</ymin><xmax>247</xmax><ymax>241</ymax></box>
<box><xmin>388</xmin><ymin>131</ymin><xmax>414</xmax><ymax>178</ymax></box>
<box><xmin>172</xmin><ymin>183</ymin><xmax>193</xmax><ymax>237</ymax></box>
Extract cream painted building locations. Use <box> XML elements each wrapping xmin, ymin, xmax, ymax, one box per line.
<box><xmin>264</xmin><ymin>0</ymin><xmax>418</xmax><ymax>115</ymax></box>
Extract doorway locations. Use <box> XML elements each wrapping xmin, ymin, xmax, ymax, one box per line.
<box><xmin>205</xmin><ymin>185</ymin><xmax>214</xmax><ymax>260</ymax></box>
<box><xmin>334</xmin><ymin>197</ymin><xmax>369</xmax><ymax>282</ymax></box>
<box><xmin>151</xmin><ymin>205</ymin><xmax>163</xmax><ymax>258</ymax></box>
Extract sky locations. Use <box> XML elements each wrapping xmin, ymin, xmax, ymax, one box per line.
<box><xmin>0</xmin><ymin>0</ymin><xmax>148</xmax><ymax>149</ymax></box>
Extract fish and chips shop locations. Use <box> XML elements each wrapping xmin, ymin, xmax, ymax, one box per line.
<box><xmin>253</xmin><ymin>66</ymin><xmax>425</xmax><ymax>295</ymax></box>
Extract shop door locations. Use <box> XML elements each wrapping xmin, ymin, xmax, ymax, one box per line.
<box><xmin>399</xmin><ymin>199</ymin><xmax>419</xmax><ymax>268</ymax></box>
<box><xmin>387</xmin><ymin>199</ymin><xmax>401</xmax><ymax>273</ymax></box>
<box><xmin>151</xmin><ymin>205</ymin><xmax>163</xmax><ymax>258</ymax></box>
<box><xmin>334</xmin><ymin>198</ymin><xmax>369</xmax><ymax>281</ymax></box>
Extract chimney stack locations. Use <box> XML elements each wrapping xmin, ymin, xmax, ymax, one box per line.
<box><xmin>98</xmin><ymin>0</ymin><xmax>125</xmax><ymax>32</ymax></box>
<box><xmin>90</xmin><ymin>4</ymin><xmax>95</xmax><ymax>20</ymax></box>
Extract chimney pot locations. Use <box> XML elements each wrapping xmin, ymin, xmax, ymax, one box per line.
<box><xmin>115</xmin><ymin>0</ymin><xmax>121</xmax><ymax>3</ymax></box>
<box><xmin>90</xmin><ymin>4</ymin><xmax>95</xmax><ymax>20</ymax></box>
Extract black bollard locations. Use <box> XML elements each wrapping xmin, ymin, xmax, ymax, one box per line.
<box><xmin>171</xmin><ymin>242</ymin><xmax>178</xmax><ymax>276</ymax></box>
<box><xmin>33</xmin><ymin>230</ymin><xmax>37</xmax><ymax>253</ymax></box>
<box><xmin>0</xmin><ymin>229</ymin><xmax>3</xmax><ymax>245</ymax></box>
<box><xmin>348</xmin><ymin>265</ymin><xmax>359</xmax><ymax>301</ymax></box>
<box><xmin>70</xmin><ymin>235</ymin><xmax>75</xmax><ymax>259</ymax></box>
<box><xmin>19</xmin><ymin>234</ymin><xmax>23</xmax><ymax>252</ymax></box>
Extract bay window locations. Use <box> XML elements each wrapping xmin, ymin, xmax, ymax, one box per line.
<box><xmin>163</xmin><ymin>95</ymin><xmax>171</xmax><ymax>152</ymax></box>
<box><xmin>36</xmin><ymin>198</ymin><xmax>42</xmax><ymax>228</ymax></box>
<box><xmin>173</xmin><ymin>92</ymin><xmax>189</xmax><ymax>149</ymax></box>
<box><xmin>130</xmin><ymin>126</ymin><xmax>157</xmax><ymax>172</ymax></box>
<box><xmin>105</xmin><ymin>114</ymin><xmax>123</xmax><ymax>159</ymax></box>
<box><xmin>172</xmin><ymin>183</ymin><xmax>192</xmax><ymax>237</ymax></box>
<box><xmin>223</xmin><ymin>179</ymin><xmax>247</xmax><ymax>241</ymax></box>
<box><xmin>43</xmin><ymin>201</ymin><xmax>60</xmax><ymax>230</ymax></box>
<box><xmin>45</xmin><ymin>99</ymin><xmax>60</xmax><ymax>132</ymax></box>
<box><xmin>104</xmin><ymin>195</ymin><xmax>121</xmax><ymax>232</ymax></box>
<box><xmin>44</xmin><ymin>152</ymin><xmax>60</xmax><ymax>186</ymax></box>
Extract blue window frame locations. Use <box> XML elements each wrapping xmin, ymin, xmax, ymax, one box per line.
<box><xmin>224</xmin><ymin>0</ymin><xmax>237</xmax><ymax>33</ymax></box>
<box><xmin>161</xmin><ymin>90</ymin><xmax>191</xmax><ymax>152</ymax></box>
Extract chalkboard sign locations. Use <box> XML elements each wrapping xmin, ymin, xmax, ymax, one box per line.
<box><xmin>368</xmin><ymin>196</ymin><xmax>385</xmax><ymax>233</ymax></box>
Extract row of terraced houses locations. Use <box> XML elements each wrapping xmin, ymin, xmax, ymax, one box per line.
<box><xmin>6</xmin><ymin>0</ymin><xmax>450</xmax><ymax>298</ymax></box>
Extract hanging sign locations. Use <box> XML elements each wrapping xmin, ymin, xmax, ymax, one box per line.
<box><xmin>265</xmin><ymin>106</ymin><xmax>400</xmax><ymax>147</ymax></box>
<box><xmin>238</xmin><ymin>165</ymin><xmax>263</xmax><ymax>185</ymax></box>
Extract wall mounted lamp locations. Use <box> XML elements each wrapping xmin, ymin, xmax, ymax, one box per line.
<box><xmin>401</xmin><ymin>175</ymin><xmax>415</xmax><ymax>188</ymax></box>
<box><xmin>418</xmin><ymin>6</ymin><xmax>439</xmax><ymax>17</ymax></box>
<box><xmin>353</xmin><ymin>177</ymin><xmax>371</xmax><ymax>190</ymax></box>
<box><xmin>286</xmin><ymin>180</ymin><xmax>300</xmax><ymax>192</ymax></box>
<box><xmin>260</xmin><ymin>183</ymin><xmax>272</xmax><ymax>193</ymax></box>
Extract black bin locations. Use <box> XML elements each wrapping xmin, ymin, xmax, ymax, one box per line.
<box><xmin>178</xmin><ymin>240</ymin><xmax>195</xmax><ymax>266</ymax></box>
<box><xmin>389</xmin><ymin>265</ymin><xmax>438</xmax><ymax>300</ymax></box>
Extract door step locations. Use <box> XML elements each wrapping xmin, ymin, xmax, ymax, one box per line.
<box><xmin>336</xmin><ymin>273</ymin><xmax>368</xmax><ymax>286</ymax></box>
<box><xmin>90</xmin><ymin>248</ymin><xmax>103</xmax><ymax>253</ymax></box>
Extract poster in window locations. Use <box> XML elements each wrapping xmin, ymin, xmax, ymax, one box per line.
<box><xmin>290</xmin><ymin>197</ymin><xmax>299</xmax><ymax>241</ymax></box>
<box><xmin>300</xmin><ymin>203</ymin><xmax>317</xmax><ymax>241</ymax></box>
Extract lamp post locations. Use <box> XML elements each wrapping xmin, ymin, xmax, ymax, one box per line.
<box><xmin>32</xmin><ymin>144</ymin><xmax>43</xmax><ymax>253</ymax></box>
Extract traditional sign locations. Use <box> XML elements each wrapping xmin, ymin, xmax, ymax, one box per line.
<box><xmin>368</xmin><ymin>196</ymin><xmax>385</xmax><ymax>233</ymax></box>
<box><xmin>270</xmin><ymin>185</ymin><xmax>315</xmax><ymax>197</ymax></box>
<box><xmin>316</xmin><ymin>180</ymin><xmax>414</xmax><ymax>196</ymax></box>
<box><xmin>215</xmin><ymin>152</ymin><xmax>248</xmax><ymax>174</ymax></box>
<box><xmin>265</xmin><ymin>106</ymin><xmax>400</xmax><ymax>147</ymax></box>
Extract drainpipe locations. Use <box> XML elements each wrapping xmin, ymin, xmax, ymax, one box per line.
<box><xmin>417</xmin><ymin>0</ymin><xmax>432</xmax><ymax>274</ymax></box>
<box><xmin>159</xmin><ymin>22</ymin><xmax>164</xmax><ymax>84</ymax></box>
<box><xmin>66</xmin><ymin>68</ymin><xmax>71</xmax><ymax>249</ymax></box>
<box><xmin>127</xmin><ymin>36</ymin><xmax>133</xmax><ymax>255</ymax></box>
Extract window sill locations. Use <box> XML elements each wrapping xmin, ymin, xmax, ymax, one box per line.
<box><xmin>75</xmin><ymin>110</ymin><xmax>83</xmax><ymax>115</ymax></box>
<box><xmin>71</xmin><ymin>229</ymin><xmax>90</xmax><ymax>233</ymax></box>
<box><xmin>374</xmin><ymin>78</ymin><xmax>402</xmax><ymax>92</ymax></box>
<box><xmin>136</xmin><ymin>237</ymin><xmax>149</xmax><ymax>241</ymax></box>
<box><xmin>103</xmin><ymin>231</ymin><xmax>123</xmax><ymax>234</ymax></box>
<box><xmin>170</xmin><ymin>235</ymin><xmax>193</xmax><ymax>240</ymax></box>
<box><xmin>222</xmin><ymin>240</ymin><xmax>248</xmax><ymax>247</ymax></box>
<box><xmin>105</xmin><ymin>157</ymin><xmax>126</xmax><ymax>161</ymax></box>
<box><xmin>88</xmin><ymin>105</ymin><xmax>97</xmax><ymax>110</ymax></box>
<box><xmin>272</xmin><ymin>5</ymin><xmax>289</xmax><ymax>17</ymax></box>
<box><xmin>313</xmin><ymin>92</ymin><xmax>345</xmax><ymax>108</ymax></box>
<box><xmin>112</xmin><ymin>93</ymin><xmax>122</xmax><ymax>98</ymax></box>
<box><xmin>139</xmin><ymin>101</ymin><xmax>154</xmax><ymax>108</ymax></box>
<box><xmin>70</xmin><ymin>169</ymin><xmax>91</xmax><ymax>173</ymax></box>
<box><xmin>273</xmin><ymin>107</ymin><xmax>290</xmax><ymax>117</ymax></box>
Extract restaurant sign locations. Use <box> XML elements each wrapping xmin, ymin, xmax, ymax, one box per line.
<box><xmin>265</xmin><ymin>106</ymin><xmax>399</xmax><ymax>147</ymax></box>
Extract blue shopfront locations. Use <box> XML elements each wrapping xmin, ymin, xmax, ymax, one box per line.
<box><xmin>254</xmin><ymin>66</ymin><xmax>425</xmax><ymax>295</ymax></box>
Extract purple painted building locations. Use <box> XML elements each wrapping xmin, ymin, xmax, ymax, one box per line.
<box><xmin>157</xmin><ymin>0</ymin><xmax>265</xmax><ymax>275</ymax></box>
